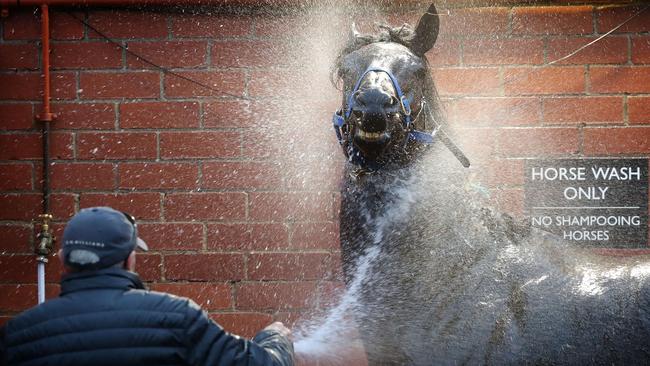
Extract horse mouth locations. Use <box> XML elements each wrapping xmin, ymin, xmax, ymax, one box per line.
<box><xmin>356</xmin><ymin>129</ymin><xmax>389</xmax><ymax>142</ymax></box>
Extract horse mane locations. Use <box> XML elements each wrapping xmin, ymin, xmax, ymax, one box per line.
<box><xmin>332</xmin><ymin>23</ymin><xmax>446</xmax><ymax>133</ymax></box>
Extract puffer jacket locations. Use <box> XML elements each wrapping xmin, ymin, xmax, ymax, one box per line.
<box><xmin>0</xmin><ymin>267</ymin><xmax>293</xmax><ymax>366</ymax></box>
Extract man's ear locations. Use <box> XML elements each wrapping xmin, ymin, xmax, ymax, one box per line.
<box><xmin>410</xmin><ymin>3</ymin><xmax>440</xmax><ymax>56</ymax></box>
<box><xmin>125</xmin><ymin>250</ymin><xmax>136</xmax><ymax>272</ymax></box>
<box><xmin>58</xmin><ymin>249</ymin><xmax>64</xmax><ymax>266</ymax></box>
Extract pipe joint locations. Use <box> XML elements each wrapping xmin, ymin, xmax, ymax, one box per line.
<box><xmin>35</xmin><ymin>213</ymin><xmax>55</xmax><ymax>258</ymax></box>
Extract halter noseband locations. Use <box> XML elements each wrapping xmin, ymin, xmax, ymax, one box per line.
<box><xmin>332</xmin><ymin>66</ymin><xmax>471</xmax><ymax>169</ymax></box>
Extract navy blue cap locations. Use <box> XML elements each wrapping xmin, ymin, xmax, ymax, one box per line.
<box><xmin>62</xmin><ymin>207</ymin><xmax>148</xmax><ymax>270</ymax></box>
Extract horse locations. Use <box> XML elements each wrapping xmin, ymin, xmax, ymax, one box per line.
<box><xmin>333</xmin><ymin>3</ymin><xmax>650</xmax><ymax>365</ymax></box>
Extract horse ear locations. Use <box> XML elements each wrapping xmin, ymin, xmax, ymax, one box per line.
<box><xmin>349</xmin><ymin>22</ymin><xmax>361</xmax><ymax>43</ymax></box>
<box><xmin>410</xmin><ymin>3</ymin><xmax>440</xmax><ymax>56</ymax></box>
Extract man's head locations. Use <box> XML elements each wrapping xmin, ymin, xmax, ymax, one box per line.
<box><xmin>59</xmin><ymin>207</ymin><xmax>148</xmax><ymax>272</ymax></box>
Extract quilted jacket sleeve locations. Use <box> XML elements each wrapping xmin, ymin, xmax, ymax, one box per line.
<box><xmin>184</xmin><ymin>300</ymin><xmax>294</xmax><ymax>366</ymax></box>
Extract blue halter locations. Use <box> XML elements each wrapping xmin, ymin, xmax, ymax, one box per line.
<box><xmin>332</xmin><ymin>66</ymin><xmax>436</xmax><ymax>152</ymax></box>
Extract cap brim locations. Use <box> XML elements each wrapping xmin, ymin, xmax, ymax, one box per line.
<box><xmin>136</xmin><ymin>237</ymin><xmax>149</xmax><ymax>252</ymax></box>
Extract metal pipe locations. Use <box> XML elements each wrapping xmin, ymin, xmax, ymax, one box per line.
<box><xmin>35</xmin><ymin>4</ymin><xmax>56</xmax><ymax>305</ymax></box>
<box><xmin>37</xmin><ymin>261</ymin><xmax>46</xmax><ymax>304</ymax></box>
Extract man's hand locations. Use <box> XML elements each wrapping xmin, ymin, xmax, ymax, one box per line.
<box><xmin>263</xmin><ymin>322</ymin><xmax>291</xmax><ymax>339</ymax></box>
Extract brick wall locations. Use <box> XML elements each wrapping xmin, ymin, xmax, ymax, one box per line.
<box><xmin>0</xmin><ymin>0</ymin><xmax>649</xmax><ymax>357</ymax></box>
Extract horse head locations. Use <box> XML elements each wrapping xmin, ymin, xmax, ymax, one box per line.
<box><xmin>332</xmin><ymin>3</ymin><xmax>443</xmax><ymax>171</ymax></box>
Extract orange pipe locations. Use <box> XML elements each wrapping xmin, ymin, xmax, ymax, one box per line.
<box><xmin>38</xmin><ymin>3</ymin><xmax>54</xmax><ymax>123</ymax></box>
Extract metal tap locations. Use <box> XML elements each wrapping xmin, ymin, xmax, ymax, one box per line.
<box><xmin>35</xmin><ymin>213</ymin><xmax>55</xmax><ymax>262</ymax></box>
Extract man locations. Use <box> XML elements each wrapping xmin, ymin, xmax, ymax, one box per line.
<box><xmin>1</xmin><ymin>206</ymin><xmax>294</xmax><ymax>366</ymax></box>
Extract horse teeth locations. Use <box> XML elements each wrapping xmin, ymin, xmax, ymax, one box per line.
<box><xmin>358</xmin><ymin>130</ymin><xmax>382</xmax><ymax>140</ymax></box>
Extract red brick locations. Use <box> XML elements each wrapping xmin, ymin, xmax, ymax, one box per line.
<box><xmin>164</xmin><ymin>71</ymin><xmax>244</xmax><ymax>98</ymax></box>
<box><xmin>51</xmin><ymin>11</ymin><xmax>85</xmax><ymax>40</ymax></box>
<box><xmin>463</xmin><ymin>38</ymin><xmax>544</xmax><ymax>65</ymax></box>
<box><xmin>484</xmin><ymin>159</ymin><xmax>525</xmax><ymax>187</ymax></box>
<box><xmin>5</xmin><ymin>132</ymin><xmax>75</xmax><ymax>161</ymax></box>
<box><xmin>440</xmin><ymin>7</ymin><xmax>510</xmax><ymax>36</ymax></box>
<box><xmin>2</xmin><ymin>11</ymin><xmax>40</xmax><ymax>40</ymax></box>
<box><xmin>590</xmin><ymin>66</ymin><xmax>650</xmax><ymax>94</ymax></box>
<box><xmin>203</xmin><ymin>100</ymin><xmax>254</xmax><ymax>128</ymax></box>
<box><xmin>51</xmin><ymin>72</ymin><xmax>77</xmax><ymax>100</ymax></box>
<box><xmin>0</xmin><ymin>73</ymin><xmax>40</xmax><ymax>100</ymax></box>
<box><xmin>0</xmin><ymin>104</ymin><xmax>33</xmax><ymax>130</ymax></box>
<box><xmin>50</xmin><ymin>193</ymin><xmax>76</xmax><ymax>220</ymax></box>
<box><xmin>88</xmin><ymin>11</ymin><xmax>167</xmax><ymax>39</ymax></box>
<box><xmin>432</xmin><ymin>67</ymin><xmax>501</xmax><ymax>96</ymax></box>
<box><xmin>0</xmin><ymin>284</ymin><xmax>59</xmax><ymax>312</ymax></box>
<box><xmin>546</xmin><ymin>36</ymin><xmax>628</xmax><ymax>65</ymax></box>
<box><xmin>632</xmin><ymin>36</ymin><xmax>650</xmax><ymax>64</ymax></box>
<box><xmin>202</xmin><ymin>162</ymin><xmax>283</xmax><ymax>190</ymax></box>
<box><xmin>0</xmin><ymin>134</ymin><xmax>40</xmax><ymax>160</ymax></box>
<box><xmin>496</xmin><ymin>128</ymin><xmax>580</xmax><ymax>157</ymax></box>
<box><xmin>51</xmin><ymin>103</ymin><xmax>116</xmax><ymax>130</ymax></box>
<box><xmin>584</xmin><ymin>127</ymin><xmax>650</xmax><ymax>155</ymax></box>
<box><xmin>249</xmin><ymin>192</ymin><xmax>335</xmax><ymax>222</ymax></box>
<box><xmin>317</xmin><ymin>280</ymin><xmax>346</xmax><ymax>308</ymax></box>
<box><xmin>629</xmin><ymin>96</ymin><xmax>650</xmax><ymax>124</ymax></box>
<box><xmin>127</xmin><ymin>41</ymin><xmax>207</xmax><ymax>69</ymax></box>
<box><xmin>241</xmin><ymin>130</ymin><xmax>286</xmax><ymax>160</ymax></box>
<box><xmin>0</xmin><ymin>255</ymin><xmax>62</xmax><ymax>283</ymax></box>
<box><xmin>207</xmin><ymin>223</ymin><xmax>289</xmax><ymax>251</ymax></box>
<box><xmin>448</xmin><ymin>97</ymin><xmax>541</xmax><ymax>127</ymax></box>
<box><xmin>212</xmin><ymin>40</ymin><xmax>294</xmax><ymax>68</ymax></box>
<box><xmin>0</xmin><ymin>44</ymin><xmax>39</xmax><ymax>69</ymax></box>
<box><xmin>164</xmin><ymin>193</ymin><xmax>246</xmax><ymax>221</ymax></box>
<box><xmin>253</xmin><ymin>14</ymin><xmax>306</xmax><ymax>38</ymax></box>
<box><xmin>51</xmin><ymin>42</ymin><xmax>122</xmax><ymax>70</ymax></box>
<box><xmin>493</xmin><ymin>188</ymin><xmax>524</xmax><ymax>218</ymax></box>
<box><xmin>164</xmin><ymin>254</ymin><xmax>245</xmax><ymax>281</ymax></box>
<box><xmin>0</xmin><ymin>163</ymin><xmax>32</xmax><ymax>191</ymax></box>
<box><xmin>50</xmin><ymin>163</ymin><xmax>115</xmax><ymax>191</ymax></box>
<box><xmin>512</xmin><ymin>6</ymin><xmax>593</xmax><ymax>35</ymax></box>
<box><xmin>248</xmin><ymin>253</ymin><xmax>334</xmax><ymax>281</ymax></box>
<box><xmin>171</xmin><ymin>14</ymin><xmax>253</xmax><ymax>38</ymax></box>
<box><xmin>138</xmin><ymin>223</ymin><xmax>204</xmax><ymax>251</ymax></box>
<box><xmin>504</xmin><ymin>67</ymin><xmax>585</xmax><ymax>95</ymax></box>
<box><xmin>160</xmin><ymin>131</ymin><xmax>241</xmax><ymax>159</ymax></box>
<box><xmin>120</xmin><ymin>101</ymin><xmax>200</xmax><ymax>129</ymax></box>
<box><xmin>0</xmin><ymin>193</ymin><xmax>40</xmax><ymax>220</ymax></box>
<box><xmin>248</xmin><ymin>70</ymin><xmax>330</xmax><ymax>99</ymax></box>
<box><xmin>137</xmin><ymin>253</ymin><xmax>162</xmax><ymax>282</ymax></box>
<box><xmin>428</xmin><ymin>128</ymin><xmax>491</xmax><ymax>165</ymax></box>
<box><xmin>0</xmin><ymin>224</ymin><xmax>33</xmax><ymax>253</ymax></box>
<box><xmin>597</xmin><ymin>5</ymin><xmax>650</xmax><ymax>34</ymax></box>
<box><xmin>80</xmin><ymin>192</ymin><xmax>161</xmax><ymax>220</ymax></box>
<box><xmin>77</xmin><ymin>132</ymin><xmax>157</xmax><ymax>160</ymax></box>
<box><xmin>119</xmin><ymin>162</ymin><xmax>199</xmax><ymax>190</ymax></box>
<box><xmin>151</xmin><ymin>283</ymin><xmax>232</xmax><ymax>311</ymax></box>
<box><xmin>50</xmin><ymin>132</ymin><xmax>75</xmax><ymax>159</ymax></box>
<box><xmin>543</xmin><ymin>96</ymin><xmax>623</xmax><ymax>124</ymax></box>
<box><xmin>236</xmin><ymin>282</ymin><xmax>317</xmax><ymax>310</ymax></box>
<box><xmin>284</xmin><ymin>160</ymin><xmax>342</xmax><ymax>191</ymax></box>
<box><xmin>210</xmin><ymin>312</ymin><xmax>272</xmax><ymax>338</ymax></box>
<box><xmin>426</xmin><ymin>38</ymin><xmax>461</xmax><ymax>67</ymax></box>
<box><xmin>80</xmin><ymin>72</ymin><xmax>160</xmax><ymax>99</ymax></box>
<box><xmin>290</xmin><ymin>222</ymin><xmax>339</xmax><ymax>250</ymax></box>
